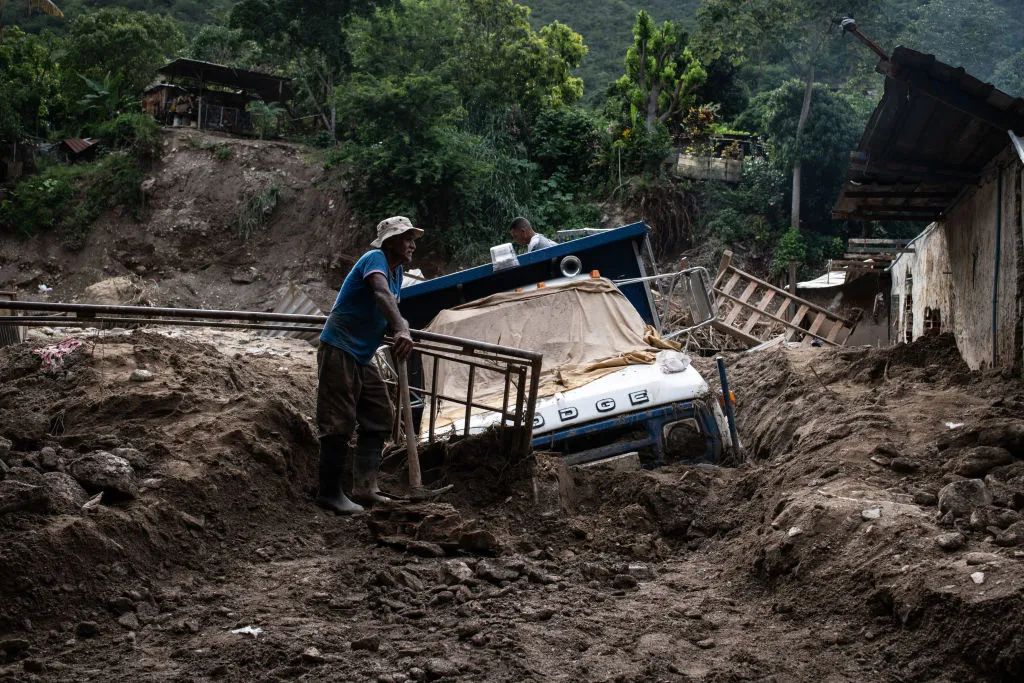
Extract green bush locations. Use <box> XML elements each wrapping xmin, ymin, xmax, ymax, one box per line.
<box><xmin>237</xmin><ymin>185</ymin><xmax>280</xmax><ymax>240</ymax></box>
<box><xmin>0</xmin><ymin>152</ymin><xmax>145</xmax><ymax>250</ymax></box>
<box><xmin>88</xmin><ymin>112</ymin><xmax>162</xmax><ymax>160</ymax></box>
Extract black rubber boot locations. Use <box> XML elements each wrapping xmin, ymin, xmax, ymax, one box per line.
<box><xmin>351</xmin><ymin>432</ymin><xmax>393</xmax><ymax>507</ymax></box>
<box><xmin>316</xmin><ymin>435</ymin><xmax>364</xmax><ymax>515</ymax></box>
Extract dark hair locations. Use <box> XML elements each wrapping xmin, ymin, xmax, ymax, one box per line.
<box><xmin>508</xmin><ymin>216</ymin><xmax>531</xmax><ymax>232</ymax></box>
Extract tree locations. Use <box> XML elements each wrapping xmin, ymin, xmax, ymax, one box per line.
<box><xmin>188</xmin><ymin>24</ymin><xmax>264</xmax><ymax>70</ymax></box>
<box><xmin>993</xmin><ymin>49</ymin><xmax>1024</xmax><ymax>98</ymax></box>
<box><xmin>333</xmin><ymin>0</ymin><xmax>590</xmax><ymax>260</ymax></box>
<box><xmin>694</xmin><ymin>0</ymin><xmax>881</xmax><ymax>231</ymax></box>
<box><xmin>897</xmin><ymin>0</ymin><xmax>1013</xmax><ymax>81</ymax></box>
<box><xmin>0</xmin><ymin>25</ymin><xmax>64</xmax><ymax>140</ymax></box>
<box><xmin>0</xmin><ymin>0</ymin><xmax>62</xmax><ymax>33</ymax></box>
<box><xmin>615</xmin><ymin>10</ymin><xmax>705</xmax><ymax>133</ymax></box>
<box><xmin>63</xmin><ymin>7</ymin><xmax>184</xmax><ymax>100</ymax></box>
<box><xmin>735</xmin><ymin>79</ymin><xmax>863</xmax><ymax>233</ymax></box>
<box><xmin>230</xmin><ymin>0</ymin><xmax>392</xmax><ymax>140</ymax></box>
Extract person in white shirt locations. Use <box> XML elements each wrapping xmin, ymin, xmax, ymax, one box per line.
<box><xmin>509</xmin><ymin>216</ymin><xmax>556</xmax><ymax>253</ymax></box>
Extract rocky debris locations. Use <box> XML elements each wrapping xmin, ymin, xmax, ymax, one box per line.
<box><xmin>0</xmin><ymin>435</ymin><xmax>11</xmax><ymax>460</ymax></box>
<box><xmin>964</xmin><ymin>552</ymin><xmax>1000</xmax><ymax>565</ymax></box>
<box><xmin>129</xmin><ymin>369</ymin><xmax>155</xmax><ymax>382</ymax></box>
<box><xmin>977</xmin><ymin>420</ymin><xmax>1024</xmax><ymax>454</ymax></box>
<box><xmin>994</xmin><ymin>521</ymin><xmax>1024</xmax><ymax>547</ymax></box>
<box><xmin>0</xmin><ymin>637</ymin><xmax>30</xmax><ymax>660</ymax></box>
<box><xmin>38</xmin><ymin>446</ymin><xmax>61</xmax><ymax>471</ymax></box>
<box><xmin>117</xmin><ymin>613</ymin><xmax>140</xmax><ymax>630</ymax></box>
<box><xmin>83</xmin><ymin>276</ymin><xmax>143</xmax><ymax>305</ymax></box>
<box><xmin>935</xmin><ymin>532</ymin><xmax>966</xmax><ymax>551</ymax></box>
<box><xmin>890</xmin><ymin>457</ymin><xmax>920</xmax><ymax>473</ymax></box>
<box><xmin>0</xmin><ymin>458</ymin><xmax>8</xmax><ymax>481</ymax></box>
<box><xmin>69</xmin><ymin>451</ymin><xmax>138</xmax><ymax>500</ymax></box>
<box><xmin>406</xmin><ymin>540</ymin><xmax>445</xmax><ymax>558</ymax></box>
<box><xmin>913</xmin><ymin>491</ymin><xmax>938</xmax><ymax>507</ymax></box>
<box><xmin>953</xmin><ymin>447</ymin><xmax>1013</xmax><ymax>477</ymax></box>
<box><xmin>351</xmin><ymin>635</ymin><xmax>381</xmax><ymax>652</ymax></box>
<box><xmin>440</xmin><ymin>560</ymin><xmax>474</xmax><ymax>585</ymax></box>
<box><xmin>611</xmin><ymin>574</ymin><xmax>639</xmax><ymax>590</ymax></box>
<box><xmin>937</xmin><ymin>479</ymin><xmax>991</xmax><ymax>518</ymax></box>
<box><xmin>861</xmin><ymin>507</ymin><xmax>881</xmax><ymax>521</ymax></box>
<box><xmin>425</xmin><ymin>658</ymin><xmax>461</xmax><ymax>679</ymax></box>
<box><xmin>367</xmin><ymin>503</ymin><xmax>500</xmax><ymax>555</ymax></box>
<box><xmin>0</xmin><ymin>480</ymin><xmax>48</xmax><ymax>515</ymax></box>
<box><xmin>43</xmin><ymin>472</ymin><xmax>89</xmax><ymax>514</ymax></box>
<box><xmin>970</xmin><ymin>572</ymin><xmax>986</xmax><ymax>585</ymax></box>
<box><xmin>76</xmin><ymin>621</ymin><xmax>99</xmax><ymax>639</ymax></box>
<box><xmin>696</xmin><ymin>638</ymin><xmax>716</xmax><ymax>649</ymax></box>
<box><xmin>627</xmin><ymin>563</ymin><xmax>655</xmax><ymax>581</ymax></box>
<box><xmin>475</xmin><ymin>559</ymin><xmax>519</xmax><ymax>584</ymax></box>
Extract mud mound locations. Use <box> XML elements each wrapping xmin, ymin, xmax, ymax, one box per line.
<box><xmin>0</xmin><ymin>328</ymin><xmax>319</xmax><ymax>635</ymax></box>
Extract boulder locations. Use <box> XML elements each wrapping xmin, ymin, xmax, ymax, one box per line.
<box><xmin>69</xmin><ymin>451</ymin><xmax>138</xmax><ymax>500</ymax></box>
<box><xmin>977</xmin><ymin>420</ymin><xmax>1024</xmax><ymax>455</ymax></box>
<box><xmin>0</xmin><ymin>480</ymin><xmax>48</xmax><ymax>515</ymax></box>
<box><xmin>82</xmin><ymin>277</ymin><xmax>141</xmax><ymax>305</ymax></box>
<box><xmin>994</xmin><ymin>521</ymin><xmax>1024</xmax><ymax>547</ymax></box>
<box><xmin>937</xmin><ymin>479</ymin><xmax>992</xmax><ymax>519</ymax></box>
<box><xmin>954</xmin><ymin>447</ymin><xmax>1013</xmax><ymax>477</ymax></box>
<box><xmin>43</xmin><ymin>472</ymin><xmax>89</xmax><ymax>514</ymax></box>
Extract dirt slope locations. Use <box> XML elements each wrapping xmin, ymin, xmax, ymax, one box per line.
<box><xmin>0</xmin><ymin>328</ymin><xmax>1022</xmax><ymax>681</ymax></box>
<box><xmin>0</xmin><ymin>129</ymin><xmax>364</xmax><ymax>313</ymax></box>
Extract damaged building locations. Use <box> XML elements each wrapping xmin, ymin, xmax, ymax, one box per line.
<box><xmin>834</xmin><ymin>47</ymin><xmax>1024</xmax><ymax>373</ymax></box>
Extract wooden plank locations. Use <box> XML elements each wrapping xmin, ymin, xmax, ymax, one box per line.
<box><xmin>714</xmin><ymin>264</ymin><xmax>857</xmax><ymax>325</ymax></box>
<box><xmin>848</xmin><ymin>238</ymin><xmax>914</xmax><ymax>245</ymax></box>
<box><xmin>742</xmin><ymin>290</ymin><xmax>777</xmax><ymax>334</ymax></box>
<box><xmin>846</xmin><ymin>246</ymin><xmax>915</xmax><ymax>254</ymax></box>
<box><xmin>773</xmin><ymin>297</ymin><xmax>791</xmax><ymax>320</ymax></box>
<box><xmin>714</xmin><ymin>290</ymin><xmax>840</xmax><ymax>346</ymax></box>
<box><xmin>785</xmin><ymin>305</ymin><xmax>809</xmax><ymax>341</ymax></box>
<box><xmin>715</xmin><ymin>250</ymin><xmax>734</xmax><ymax>283</ymax></box>
<box><xmin>806</xmin><ymin>312</ymin><xmax>827</xmax><ymax>337</ymax></box>
<box><xmin>721</xmin><ymin>273</ymin><xmax>741</xmax><ymax>298</ymax></box>
<box><xmin>843</xmin><ymin>252</ymin><xmax>898</xmax><ymax>260</ymax></box>
<box><xmin>724</xmin><ymin>281</ymin><xmax>758</xmax><ymax>326</ymax></box>
<box><xmin>712</xmin><ymin>319</ymin><xmax>761</xmax><ymax>347</ymax></box>
<box><xmin>826</xmin><ymin>320</ymin><xmax>847</xmax><ymax>343</ymax></box>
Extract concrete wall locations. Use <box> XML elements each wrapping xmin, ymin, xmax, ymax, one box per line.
<box><xmin>890</xmin><ymin>147</ymin><xmax>1023</xmax><ymax>372</ymax></box>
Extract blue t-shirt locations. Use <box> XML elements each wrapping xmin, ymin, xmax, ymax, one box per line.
<box><xmin>320</xmin><ymin>250</ymin><xmax>403</xmax><ymax>364</ymax></box>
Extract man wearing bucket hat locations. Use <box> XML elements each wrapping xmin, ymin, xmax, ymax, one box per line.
<box><xmin>315</xmin><ymin>216</ymin><xmax>423</xmax><ymax>514</ymax></box>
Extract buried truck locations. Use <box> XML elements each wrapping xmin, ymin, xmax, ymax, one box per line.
<box><xmin>395</xmin><ymin>222</ymin><xmax>737</xmax><ymax>466</ymax></box>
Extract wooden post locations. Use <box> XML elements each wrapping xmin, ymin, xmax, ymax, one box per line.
<box><xmin>788</xmin><ymin>260</ymin><xmax>798</xmax><ymax>318</ymax></box>
<box><xmin>398</xmin><ymin>360</ymin><xmax>422</xmax><ymax>489</ymax></box>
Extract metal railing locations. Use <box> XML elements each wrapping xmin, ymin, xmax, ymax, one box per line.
<box><xmin>0</xmin><ymin>300</ymin><xmax>543</xmax><ymax>457</ymax></box>
<box><xmin>614</xmin><ymin>267</ymin><xmax>718</xmax><ymax>341</ymax></box>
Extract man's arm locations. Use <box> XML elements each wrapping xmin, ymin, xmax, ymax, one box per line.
<box><xmin>366</xmin><ymin>272</ymin><xmax>414</xmax><ymax>361</ymax></box>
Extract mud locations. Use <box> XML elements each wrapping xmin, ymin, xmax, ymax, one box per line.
<box><xmin>0</xmin><ymin>328</ymin><xmax>1022</xmax><ymax>681</ymax></box>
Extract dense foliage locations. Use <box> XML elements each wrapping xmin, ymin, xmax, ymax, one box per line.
<box><xmin>2</xmin><ymin>0</ymin><xmax>1023</xmax><ymax>275</ymax></box>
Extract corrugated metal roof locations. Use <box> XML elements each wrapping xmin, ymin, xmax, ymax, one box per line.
<box><xmin>797</xmin><ymin>271</ymin><xmax>848</xmax><ymax>290</ymax></box>
<box><xmin>158</xmin><ymin>59</ymin><xmax>293</xmax><ymax>103</ymax></box>
<box><xmin>258</xmin><ymin>283</ymin><xmax>323</xmax><ymax>341</ymax></box>
<box><xmin>833</xmin><ymin>47</ymin><xmax>1024</xmax><ymax>222</ymax></box>
<box><xmin>61</xmin><ymin>138</ymin><xmax>98</xmax><ymax>155</ymax></box>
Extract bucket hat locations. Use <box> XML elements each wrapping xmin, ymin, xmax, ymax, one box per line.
<box><xmin>371</xmin><ymin>216</ymin><xmax>424</xmax><ymax>248</ymax></box>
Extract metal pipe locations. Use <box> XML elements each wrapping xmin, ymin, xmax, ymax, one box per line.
<box><xmin>0</xmin><ymin>316</ymin><xmax>323</xmax><ymax>333</ymax></box>
<box><xmin>716</xmin><ymin>356</ymin><xmax>740</xmax><ymax>453</ymax></box>
<box><xmin>840</xmin><ymin>18</ymin><xmax>890</xmax><ymax>62</ymax></box>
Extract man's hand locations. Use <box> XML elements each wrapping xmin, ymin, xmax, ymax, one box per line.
<box><xmin>392</xmin><ymin>330</ymin><xmax>414</xmax><ymax>363</ymax></box>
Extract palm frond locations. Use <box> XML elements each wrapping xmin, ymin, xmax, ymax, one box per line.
<box><xmin>29</xmin><ymin>0</ymin><xmax>64</xmax><ymax>19</ymax></box>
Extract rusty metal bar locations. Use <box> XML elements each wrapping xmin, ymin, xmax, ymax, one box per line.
<box><xmin>428</xmin><ymin>356</ymin><xmax>439</xmax><ymax>444</ymax></box>
<box><xmin>0</xmin><ymin>316</ymin><xmax>324</xmax><ymax>334</ymax></box>
<box><xmin>1</xmin><ymin>300</ymin><xmax>325</xmax><ymax>324</ymax></box>
<box><xmin>501</xmin><ymin>369</ymin><xmax>512</xmax><ymax>428</ymax></box>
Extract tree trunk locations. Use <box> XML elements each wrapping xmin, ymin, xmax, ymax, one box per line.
<box><xmin>645</xmin><ymin>84</ymin><xmax>661</xmax><ymax>132</ymax></box>
<box><xmin>791</xmin><ymin>66</ymin><xmax>814</xmax><ymax>230</ymax></box>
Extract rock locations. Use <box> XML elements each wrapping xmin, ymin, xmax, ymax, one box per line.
<box><xmin>977</xmin><ymin>420</ymin><xmax>1024</xmax><ymax>454</ymax></box>
<box><xmin>458</xmin><ymin>528</ymin><xmax>500</xmax><ymax>554</ymax></box>
<box><xmin>696</xmin><ymin>638</ymin><xmax>716</xmax><ymax>649</ymax></box>
<box><xmin>43</xmin><ymin>472</ymin><xmax>88</xmax><ymax>514</ymax></box>
<box><xmin>970</xmin><ymin>572</ymin><xmax>985</xmax><ymax>585</ymax></box>
<box><xmin>129</xmin><ymin>369</ymin><xmax>154</xmax><ymax>382</ymax></box>
<box><xmin>456</xmin><ymin>620</ymin><xmax>483</xmax><ymax>640</ymax></box>
<box><xmin>406</xmin><ymin>540</ymin><xmax>445</xmax><ymax>558</ymax></box>
<box><xmin>440</xmin><ymin>560</ymin><xmax>474</xmax><ymax>585</ymax></box>
<box><xmin>83</xmin><ymin>276</ymin><xmax>142</xmax><ymax>305</ymax></box>
<box><xmin>611</xmin><ymin>574</ymin><xmax>638</xmax><ymax>590</ymax></box>
<box><xmin>407</xmin><ymin>667</ymin><xmax>426</xmax><ymax>681</ymax></box>
<box><xmin>0</xmin><ymin>458</ymin><xmax>7</xmax><ymax>481</ymax></box>
<box><xmin>935</xmin><ymin>532</ymin><xmax>966</xmax><ymax>551</ymax></box>
<box><xmin>964</xmin><ymin>552</ymin><xmax>1000</xmax><ymax>566</ymax></box>
<box><xmin>301</xmin><ymin>647</ymin><xmax>326</xmax><ymax>664</ymax></box>
<box><xmin>954</xmin><ymin>447</ymin><xmax>1013</xmax><ymax>477</ymax></box>
<box><xmin>890</xmin><ymin>457</ymin><xmax>920</xmax><ymax>473</ymax></box>
<box><xmin>351</xmin><ymin>635</ymin><xmax>381</xmax><ymax>652</ymax></box>
<box><xmin>69</xmin><ymin>452</ymin><xmax>138</xmax><ymax>499</ymax></box>
<box><xmin>111</xmin><ymin>448</ymin><xmax>148</xmax><ymax>470</ymax></box>
<box><xmin>994</xmin><ymin>521</ymin><xmax>1024</xmax><ymax>547</ymax></box>
<box><xmin>76</xmin><ymin>621</ymin><xmax>99</xmax><ymax>638</ymax></box>
<box><xmin>475</xmin><ymin>559</ymin><xmax>518</xmax><ymax>584</ymax></box>
<box><xmin>425</xmin><ymin>658</ymin><xmax>460</xmax><ymax>679</ymax></box>
<box><xmin>117</xmin><ymin>613</ymin><xmax>140</xmax><ymax>630</ymax></box>
<box><xmin>0</xmin><ymin>436</ymin><xmax>11</xmax><ymax>460</ymax></box>
<box><xmin>0</xmin><ymin>637</ymin><xmax>30</xmax><ymax>655</ymax></box>
<box><xmin>230</xmin><ymin>268</ymin><xmax>259</xmax><ymax>284</ymax></box>
<box><xmin>861</xmin><ymin>507</ymin><xmax>881</xmax><ymax>521</ymax></box>
<box><xmin>108</xmin><ymin>596</ymin><xmax>134</xmax><ymax>614</ymax></box>
<box><xmin>938</xmin><ymin>479</ymin><xmax>992</xmax><ymax>518</ymax></box>
<box><xmin>0</xmin><ymin>478</ymin><xmax>49</xmax><ymax>515</ymax></box>
<box><xmin>913</xmin><ymin>491</ymin><xmax>938</xmax><ymax>507</ymax></box>
<box><xmin>22</xmin><ymin>659</ymin><xmax>45</xmax><ymax>673</ymax></box>
<box><xmin>523</xmin><ymin>607</ymin><xmax>555</xmax><ymax>622</ymax></box>
<box><xmin>39</xmin><ymin>447</ymin><xmax>60</xmax><ymax>471</ymax></box>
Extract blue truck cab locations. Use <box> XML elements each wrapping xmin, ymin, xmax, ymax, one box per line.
<box><xmin>399</xmin><ymin>222</ymin><xmax>733</xmax><ymax>466</ymax></box>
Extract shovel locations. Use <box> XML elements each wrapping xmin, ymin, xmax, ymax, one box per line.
<box><xmin>397</xmin><ymin>358</ymin><xmax>453</xmax><ymax>501</ymax></box>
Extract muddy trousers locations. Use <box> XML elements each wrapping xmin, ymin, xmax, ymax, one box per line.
<box><xmin>317</xmin><ymin>432</ymin><xmax>386</xmax><ymax>497</ymax></box>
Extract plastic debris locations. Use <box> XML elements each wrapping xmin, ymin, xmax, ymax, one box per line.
<box><xmin>657</xmin><ymin>350</ymin><xmax>691</xmax><ymax>374</ymax></box>
<box><xmin>230</xmin><ymin>626</ymin><xmax>263</xmax><ymax>638</ymax></box>
<box><xmin>970</xmin><ymin>572</ymin><xmax>985</xmax><ymax>585</ymax></box>
<box><xmin>861</xmin><ymin>507</ymin><xmax>881</xmax><ymax>521</ymax></box>
<box><xmin>945</xmin><ymin>422</ymin><xmax>965</xmax><ymax>429</ymax></box>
